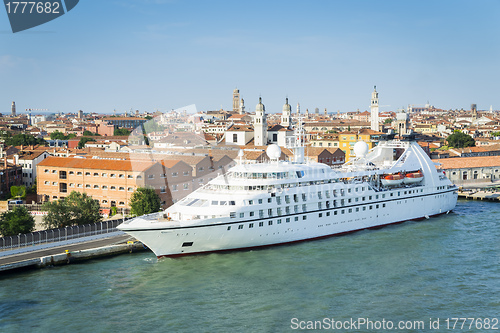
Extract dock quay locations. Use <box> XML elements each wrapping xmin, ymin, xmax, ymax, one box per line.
<box><xmin>0</xmin><ymin>232</ymin><xmax>148</xmax><ymax>273</ymax></box>
<box><xmin>458</xmin><ymin>189</ymin><xmax>500</xmax><ymax>201</ymax></box>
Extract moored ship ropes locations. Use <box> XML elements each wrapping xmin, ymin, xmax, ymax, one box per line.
<box><xmin>381</xmin><ymin>170</ymin><xmax>424</xmax><ymax>187</ymax></box>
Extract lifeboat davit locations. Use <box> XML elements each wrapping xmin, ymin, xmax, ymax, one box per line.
<box><xmin>403</xmin><ymin>170</ymin><xmax>424</xmax><ymax>184</ymax></box>
<box><xmin>381</xmin><ymin>173</ymin><xmax>404</xmax><ymax>186</ymax></box>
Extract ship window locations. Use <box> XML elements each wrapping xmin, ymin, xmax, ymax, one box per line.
<box><xmin>227</xmin><ymin>226</ymin><xmax>231</xmax><ymax>230</ymax></box>
<box><xmin>375</xmin><ymin>195</ymin><xmax>378</xmax><ymax>199</ymax></box>
<box><xmin>319</xmin><ymin>213</ymin><xmax>323</xmax><ymax>218</ymax></box>
<box><xmin>238</xmin><ymin>225</ymin><xmax>243</xmax><ymax>229</ymax></box>
<box><xmin>363</xmin><ymin>197</ymin><xmax>366</xmax><ymax>201</ymax></box>
<box><xmin>376</xmin><ymin>204</ymin><xmax>379</xmax><ymax>208</ymax></box>
<box><xmin>326</xmin><ymin>212</ymin><xmax>330</xmax><ymax>216</ymax></box>
<box><xmin>268</xmin><ymin>221</ymin><xmax>272</xmax><ymax>226</ymax></box>
<box><xmin>348</xmin><ymin>188</ymin><xmax>351</xmax><ymax>193</ymax></box>
<box><xmin>302</xmin><ymin>193</ymin><xmax>306</xmax><ymax>201</ymax></box>
<box><xmin>286</xmin><ymin>218</ymin><xmax>290</xmax><ymax>223</ymax></box>
<box><xmin>268</xmin><ymin>198</ymin><xmax>272</xmax><ymax>203</ymax></box>
<box><xmin>302</xmin><ymin>204</ymin><xmax>307</xmax><ymax>212</ymax></box>
<box><xmin>341</xmin><ymin>209</ymin><xmax>345</xmax><ymax>214</ymax></box>
<box><xmin>230</xmin><ymin>201</ymin><xmax>235</xmax><ymax>205</ymax></box>
<box><xmin>362</xmin><ymin>207</ymin><xmax>366</xmax><ymax>211</ymax></box>
<box><xmin>248</xmin><ymin>200</ymin><xmax>253</xmax><ymax>205</ymax></box>
<box><xmin>212</xmin><ymin>201</ymin><xmax>218</xmax><ymax>205</ymax></box>
<box><xmin>334</xmin><ymin>211</ymin><xmax>338</xmax><ymax>215</ymax></box>
<box><xmin>383</xmin><ymin>204</ymin><xmax>386</xmax><ymax>207</ymax></box>
<box><xmin>398</xmin><ymin>192</ymin><xmax>401</xmax><ymax>196</ymax></box>
<box><xmin>250</xmin><ymin>212</ymin><xmax>254</xmax><ymax>217</ymax></box>
<box><xmin>277</xmin><ymin>219</ymin><xmax>282</xmax><ymax>224</ymax></box>
<box><xmin>295</xmin><ymin>216</ymin><xmax>299</xmax><ymax>221</ymax></box>
<box><xmin>318</xmin><ymin>202</ymin><xmax>322</xmax><ymax>209</ymax></box>
<box><xmin>355</xmin><ymin>198</ymin><xmax>358</xmax><ymax>202</ymax></box>
<box><xmin>370</xmin><ymin>205</ymin><xmax>373</xmax><ymax>210</ymax></box>
<box><xmin>302</xmin><ymin>215</ymin><xmax>307</xmax><ymax>220</ymax></box>
<box><xmin>348</xmin><ymin>208</ymin><xmax>352</xmax><ymax>213</ymax></box>
<box><xmin>390</xmin><ymin>193</ymin><xmax>393</xmax><ymax>197</ymax></box>
<box><xmin>382</xmin><ymin>194</ymin><xmax>385</xmax><ymax>198</ymax></box>
<box><xmin>259</xmin><ymin>222</ymin><xmax>264</xmax><ymax>227</ymax></box>
<box><xmin>258</xmin><ymin>199</ymin><xmax>263</xmax><ymax>204</ymax></box>
<box><xmin>240</xmin><ymin>213</ymin><xmax>244</xmax><ymax>218</ymax></box>
<box><xmin>356</xmin><ymin>208</ymin><xmax>359</xmax><ymax>212</ymax></box>
<box><xmin>348</xmin><ymin>199</ymin><xmax>352</xmax><ymax>203</ymax></box>
<box><xmin>220</xmin><ymin>201</ymin><xmax>227</xmax><ymax>205</ymax></box>
<box><xmin>249</xmin><ymin>223</ymin><xmax>254</xmax><ymax>228</ymax></box>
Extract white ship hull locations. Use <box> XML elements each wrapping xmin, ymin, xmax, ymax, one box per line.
<box><xmin>118</xmin><ymin>138</ymin><xmax>458</xmax><ymax>258</ymax></box>
<box><xmin>122</xmin><ymin>186</ymin><xmax>457</xmax><ymax>257</ymax></box>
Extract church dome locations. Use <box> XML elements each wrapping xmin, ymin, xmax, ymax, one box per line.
<box><xmin>282</xmin><ymin>98</ymin><xmax>291</xmax><ymax>113</ymax></box>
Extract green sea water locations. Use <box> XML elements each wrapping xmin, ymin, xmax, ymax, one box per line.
<box><xmin>1</xmin><ymin>199</ymin><xmax>499</xmax><ymax>333</ymax></box>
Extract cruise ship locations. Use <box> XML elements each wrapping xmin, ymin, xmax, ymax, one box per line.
<box><xmin>118</xmin><ymin>132</ymin><xmax>458</xmax><ymax>258</ymax></box>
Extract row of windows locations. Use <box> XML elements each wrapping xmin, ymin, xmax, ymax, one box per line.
<box><xmin>226</xmin><ymin>203</ymin><xmax>388</xmax><ymax>231</ymax></box>
<box><xmin>228</xmin><ymin>217</ymin><xmax>300</xmax><ymax>230</ymax></box>
<box><xmin>50</xmin><ymin>196</ymin><xmax>127</xmax><ymax>206</ymax></box>
<box><xmin>46</xmin><ymin>169</ymin><xmax>135</xmax><ymax>179</ymax></box>
<box><xmin>44</xmin><ymin>181</ymin><xmax>134</xmax><ymax>191</ymax></box>
<box><xmin>236</xmin><ymin>202</ymin><xmax>388</xmax><ymax>219</ymax></box>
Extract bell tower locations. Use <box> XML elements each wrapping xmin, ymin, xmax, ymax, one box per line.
<box><xmin>281</xmin><ymin>98</ymin><xmax>292</xmax><ymax>128</ymax></box>
<box><xmin>232</xmin><ymin>88</ymin><xmax>240</xmax><ymax>113</ymax></box>
<box><xmin>370</xmin><ymin>86</ymin><xmax>379</xmax><ymax>131</ymax></box>
<box><xmin>254</xmin><ymin>97</ymin><xmax>267</xmax><ymax>146</ymax></box>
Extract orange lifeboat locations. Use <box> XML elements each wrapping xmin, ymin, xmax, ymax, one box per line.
<box><xmin>381</xmin><ymin>173</ymin><xmax>404</xmax><ymax>186</ymax></box>
<box><xmin>404</xmin><ymin>170</ymin><xmax>424</xmax><ymax>184</ymax></box>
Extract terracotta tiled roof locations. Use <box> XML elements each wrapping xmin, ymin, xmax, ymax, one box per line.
<box><xmin>37</xmin><ymin>156</ymin><xmax>155</xmax><ymax>171</ymax></box>
<box><xmin>432</xmin><ymin>156</ymin><xmax>500</xmax><ymax>169</ymax></box>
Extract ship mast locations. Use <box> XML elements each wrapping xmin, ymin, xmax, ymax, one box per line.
<box><xmin>286</xmin><ymin>116</ymin><xmax>305</xmax><ymax>163</ymax></box>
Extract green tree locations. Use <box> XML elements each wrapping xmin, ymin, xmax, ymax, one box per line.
<box><xmin>3</xmin><ymin>133</ymin><xmax>45</xmax><ymax>146</ymax></box>
<box><xmin>0</xmin><ymin>206</ymin><xmax>35</xmax><ymax>236</ymax></box>
<box><xmin>50</xmin><ymin>131</ymin><xmax>76</xmax><ymax>140</ymax></box>
<box><xmin>114</xmin><ymin>128</ymin><xmax>131</xmax><ymax>136</ymax></box>
<box><xmin>143</xmin><ymin>119</ymin><xmax>163</xmax><ymax>134</ymax></box>
<box><xmin>42</xmin><ymin>191</ymin><xmax>102</xmax><ymax>228</ymax></box>
<box><xmin>10</xmin><ymin>185</ymin><xmax>26</xmax><ymax>199</ymax></box>
<box><xmin>78</xmin><ymin>137</ymin><xmax>96</xmax><ymax>149</ymax></box>
<box><xmin>384</xmin><ymin>118</ymin><xmax>393</xmax><ymax>124</ymax></box>
<box><xmin>83</xmin><ymin>130</ymin><xmax>100</xmax><ymax>136</ymax></box>
<box><xmin>130</xmin><ymin>187</ymin><xmax>161</xmax><ymax>216</ymax></box>
<box><xmin>491</xmin><ymin>131</ymin><xmax>500</xmax><ymax>137</ymax></box>
<box><xmin>446</xmin><ymin>131</ymin><xmax>475</xmax><ymax>148</ymax></box>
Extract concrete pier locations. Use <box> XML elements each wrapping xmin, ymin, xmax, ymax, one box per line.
<box><xmin>458</xmin><ymin>190</ymin><xmax>500</xmax><ymax>201</ymax></box>
<box><xmin>0</xmin><ymin>234</ymin><xmax>148</xmax><ymax>273</ymax></box>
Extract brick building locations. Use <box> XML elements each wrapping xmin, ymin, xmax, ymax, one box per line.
<box><xmin>0</xmin><ymin>159</ymin><xmax>23</xmax><ymax>199</ymax></box>
<box><xmin>36</xmin><ymin>157</ymin><xmax>195</xmax><ymax>209</ymax></box>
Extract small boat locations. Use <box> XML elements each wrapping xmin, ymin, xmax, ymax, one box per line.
<box><xmin>404</xmin><ymin>170</ymin><xmax>424</xmax><ymax>184</ymax></box>
<box><xmin>381</xmin><ymin>173</ymin><xmax>404</xmax><ymax>186</ymax></box>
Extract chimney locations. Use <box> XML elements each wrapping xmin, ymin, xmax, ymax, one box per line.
<box><xmin>14</xmin><ymin>154</ymin><xmax>19</xmax><ymax>165</ymax></box>
<box><xmin>4</xmin><ymin>157</ymin><xmax>7</xmax><ymax>168</ymax></box>
<box><xmin>20</xmin><ymin>145</ymin><xmax>23</xmax><ymax>151</ymax></box>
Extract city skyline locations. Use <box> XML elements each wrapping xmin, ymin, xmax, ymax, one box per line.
<box><xmin>1</xmin><ymin>0</ymin><xmax>499</xmax><ymax>115</ymax></box>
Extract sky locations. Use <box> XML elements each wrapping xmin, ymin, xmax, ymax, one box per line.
<box><xmin>1</xmin><ymin>0</ymin><xmax>499</xmax><ymax>115</ymax></box>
